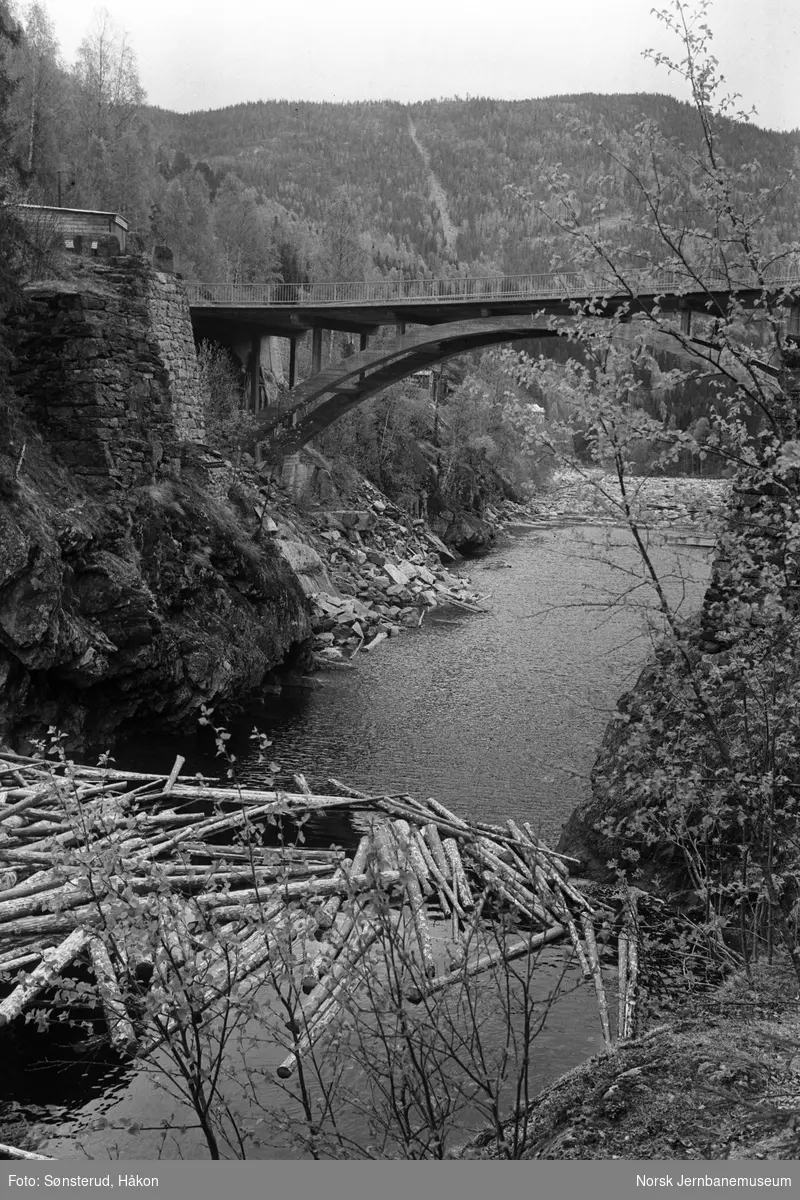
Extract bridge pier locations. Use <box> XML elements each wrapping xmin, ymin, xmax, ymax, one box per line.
<box><xmin>312</xmin><ymin>328</ymin><xmax>323</xmax><ymax>375</ymax></box>
<box><xmin>249</xmin><ymin>330</ymin><xmax>261</xmax><ymax>411</ymax></box>
<box><xmin>288</xmin><ymin>337</ymin><xmax>297</xmax><ymax>388</ymax></box>
<box><xmin>789</xmin><ymin>305</ymin><xmax>800</xmax><ymax>343</ymax></box>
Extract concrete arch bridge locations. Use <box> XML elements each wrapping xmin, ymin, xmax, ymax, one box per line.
<box><xmin>187</xmin><ymin>270</ymin><xmax>798</xmax><ymax>452</ymax></box>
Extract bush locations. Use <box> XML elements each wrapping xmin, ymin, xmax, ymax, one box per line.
<box><xmin>198</xmin><ymin>340</ymin><xmax>260</xmax><ymax>457</ymax></box>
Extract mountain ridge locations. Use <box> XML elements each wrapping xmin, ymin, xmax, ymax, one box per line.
<box><xmin>146</xmin><ymin>92</ymin><xmax>800</xmax><ymax>279</ymax></box>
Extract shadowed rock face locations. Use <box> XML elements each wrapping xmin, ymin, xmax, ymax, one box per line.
<box><xmin>558</xmin><ymin>350</ymin><xmax>800</xmax><ymax>895</ymax></box>
<box><xmin>556</xmin><ymin>654</ymin><xmax>691</xmax><ymax>888</ymax></box>
<box><xmin>0</xmin><ymin>468</ymin><xmax>312</xmax><ymax>752</ymax></box>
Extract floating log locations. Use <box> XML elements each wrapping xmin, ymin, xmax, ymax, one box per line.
<box><xmin>0</xmin><ymin>876</ymin><xmax>90</xmax><ymax>925</ymax></box>
<box><xmin>287</xmin><ymin>909</ymin><xmax>368</xmax><ymax>1029</ymax></box>
<box><xmin>551</xmin><ymin>888</ymin><xmax>592</xmax><ymax>980</ymax></box>
<box><xmin>618</xmin><ymin>931</ymin><xmax>629</xmax><ymax>1041</ymax></box>
<box><xmin>156</xmin><ymin>898</ymin><xmax>197</xmax><ymax>974</ymax></box>
<box><xmin>88</xmin><ymin>937</ymin><xmax>138</xmax><ymax>1055</ymax></box>
<box><xmin>421</xmin><ymin>795</ymin><xmax>469</xmax><ymax>830</ymax></box>
<box><xmin>0</xmin><ymin>949</ymin><xmax>45</xmax><ymax>974</ymax></box>
<box><xmin>277</xmin><ymin>915</ymin><xmax>382</xmax><ymax>1078</ymax></box>
<box><xmin>0</xmin><ymin>869</ymin><xmax>66</xmax><ymax>904</ymax></box>
<box><xmin>0</xmin><ymin>753</ymin><xmax>602</xmax><ymax>1072</ymax></box>
<box><xmin>0</xmin><ymin>787</ymin><xmax>56</xmax><ymax>823</ymax></box>
<box><xmin>0</xmin><ymin>928</ymin><xmax>92</xmax><ymax>1026</ymax></box>
<box><xmin>304</xmin><ymin>905</ymin><xmax>359</xmax><ymax>990</ymax></box>
<box><xmin>317</xmin><ymin>836</ymin><xmax>370</xmax><ymax>932</ymax></box>
<box><xmin>0</xmin><ymin>1142</ymin><xmax>55</xmax><ymax>1161</ymax></box>
<box><xmin>620</xmin><ymin>893</ymin><xmax>639</xmax><ymax>1040</ymax></box>
<box><xmin>197</xmin><ymin>869</ymin><xmax>403</xmax><ymax>919</ymax></box>
<box><xmin>406</xmin><ymin>924</ymin><xmax>566</xmax><ymax>1004</ymax></box>
<box><xmin>522</xmin><ymin>821</ymin><xmax>577</xmax><ymax>874</ymax></box>
<box><xmin>622</xmin><ymin>933</ymin><xmax>639</xmax><ymax>1041</ymax></box>
<box><xmin>414</xmin><ymin>829</ymin><xmax>461</xmax><ymax>919</ymax></box>
<box><xmin>403</xmin><ymin>871</ymin><xmax>436</xmax><ymax>978</ymax></box>
<box><xmin>443</xmin><ymin>837</ymin><xmax>474</xmax><ymax>909</ymax></box>
<box><xmin>393</xmin><ymin>820</ymin><xmax>430</xmax><ymax>890</ymax></box>
<box><xmin>472</xmin><ymin>839</ymin><xmax>549</xmax><ymax>926</ymax></box>
<box><xmin>163</xmin><ymin>755</ymin><xmax>186</xmax><ymax>796</ymax></box>
<box><xmin>580</xmin><ymin>913</ymin><xmax>613</xmax><ymax>1053</ymax></box>
<box><xmin>292</xmin><ymin>773</ymin><xmax>312</xmax><ymax>796</ymax></box>
<box><xmin>135</xmin><ymin>913</ymin><xmax>311</xmax><ymax>1059</ymax></box>
<box><xmin>422</xmin><ymin>823</ymin><xmax>451</xmax><ymax>879</ymax></box>
<box><xmin>372</xmin><ymin>821</ymin><xmax>400</xmax><ymax>871</ymax></box>
<box><xmin>326</xmin><ymin>778</ymin><xmax>368</xmax><ymax>799</ymax></box>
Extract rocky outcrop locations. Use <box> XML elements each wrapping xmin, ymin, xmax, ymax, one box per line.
<box><xmin>558</xmin><ymin>351</ymin><xmax>800</xmax><ymax>894</ymax></box>
<box><xmin>556</xmin><ymin>654</ymin><xmax>690</xmax><ymax>887</ymax></box>
<box><xmin>427</xmin><ymin>501</ymin><xmax>496</xmax><ymax>555</ymax></box>
<box><xmin>0</xmin><ymin>463</ymin><xmax>311</xmax><ymax>750</ymax></box>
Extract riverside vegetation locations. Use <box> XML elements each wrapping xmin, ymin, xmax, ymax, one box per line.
<box><xmin>0</xmin><ymin>0</ymin><xmax>800</xmax><ymax>1162</ymax></box>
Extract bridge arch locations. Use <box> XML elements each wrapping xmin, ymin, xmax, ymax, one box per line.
<box><xmin>255</xmin><ymin>315</ymin><xmax>752</xmax><ymax>451</ymax></box>
<box><xmin>258</xmin><ymin>317</ymin><xmax>566</xmax><ymax>449</ymax></box>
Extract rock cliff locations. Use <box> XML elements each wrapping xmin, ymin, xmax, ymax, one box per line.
<box><xmin>0</xmin><ymin>255</ymin><xmax>312</xmax><ymax>751</ymax></box>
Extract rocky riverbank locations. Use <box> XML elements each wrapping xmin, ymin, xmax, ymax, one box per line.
<box><xmin>525</xmin><ymin>468</ymin><xmax>730</xmax><ymax>530</ymax></box>
<box><xmin>260</xmin><ymin>467</ymin><xmax>507</xmax><ymax>666</ymax></box>
<box><xmin>456</xmin><ymin>963</ymin><xmax>800</xmax><ymax>1160</ymax></box>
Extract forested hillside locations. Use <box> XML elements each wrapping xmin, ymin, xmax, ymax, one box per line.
<box><xmin>146</xmin><ymin>93</ymin><xmax>800</xmax><ymax>279</ymax></box>
<box><xmin>5</xmin><ymin>3</ymin><xmax>799</xmax><ymax>287</ymax></box>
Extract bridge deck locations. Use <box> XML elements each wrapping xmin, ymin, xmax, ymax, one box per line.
<box><xmin>187</xmin><ymin>269</ymin><xmax>798</xmax><ymax>336</ymax></box>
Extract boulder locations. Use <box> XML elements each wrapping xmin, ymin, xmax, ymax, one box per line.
<box><xmin>276</xmin><ymin>539</ymin><xmax>335</xmax><ymax>596</ymax></box>
<box><xmin>383</xmin><ymin>563</ymin><xmax>410</xmax><ymax>588</ymax></box>
<box><xmin>325</xmin><ymin>510</ymin><xmax>376</xmax><ymax>532</ymax></box>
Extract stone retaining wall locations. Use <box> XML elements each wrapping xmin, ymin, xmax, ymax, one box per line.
<box><xmin>9</xmin><ymin>256</ymin><xmax>207</xmax><ymax>490</ymax></box>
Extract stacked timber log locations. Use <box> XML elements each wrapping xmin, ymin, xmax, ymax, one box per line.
<box><xmin>0</xmin><ymin>749</ymin><xmax>618</xmax><ymax>1076</ymax></box>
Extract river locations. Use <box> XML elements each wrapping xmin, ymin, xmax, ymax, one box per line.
<box><xmin>18</xmin><ymin>522</ymin><xmax>712</xmax><ymax>1159</ymax></box>
<box><xmin>119</xmin><ymin>520</ymin><xmax>712</xmax><ymax>844</ymax></box>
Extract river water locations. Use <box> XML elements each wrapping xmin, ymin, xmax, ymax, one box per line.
<box><xmin>115</xmin><ymin>522</ymin><xmax>711</xmax><ymax>844</ymax></box>
<box><xmin>24</xmin><ymin>522</ymin><xmax>712</xmax><ymax>1159</ymax></box>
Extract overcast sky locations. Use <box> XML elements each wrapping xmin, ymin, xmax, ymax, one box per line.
<box><xmin>40</xmin><ymin>0</ymin><xmax>800</xmax><ymax>131</ymax></box>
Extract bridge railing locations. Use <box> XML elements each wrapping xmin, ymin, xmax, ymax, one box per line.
<box><xmin>186</xmin><ymin>273</ymin><xmax>596</xmax><ymax>307</ymax></box>
<box><xmin>186</xmin><ymin>267</ymin><xmax>800</xmax><ymax>309</ymax></box>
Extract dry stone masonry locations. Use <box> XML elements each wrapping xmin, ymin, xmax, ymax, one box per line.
<box><xmin>9</xmin><ymin>256</ymin><xmax>207</xmax><ymax>490</ymax></box>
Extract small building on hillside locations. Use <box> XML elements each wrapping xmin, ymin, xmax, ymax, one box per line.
<box><xmin>15</xmin><ymin>204</ymin><xmax>129</xmax><ymax>253</ymax></box>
